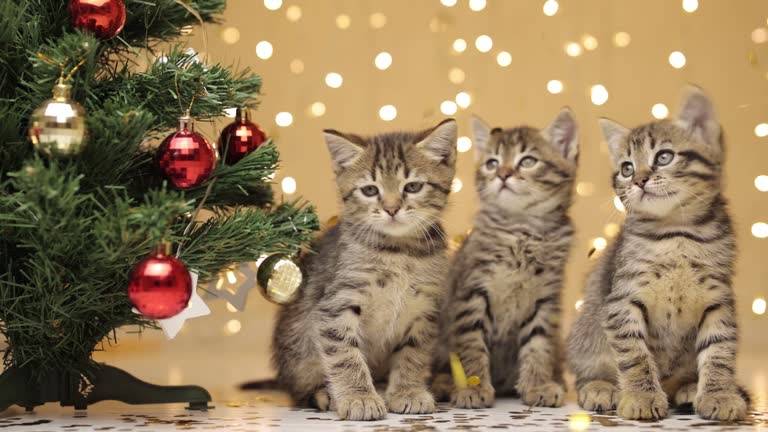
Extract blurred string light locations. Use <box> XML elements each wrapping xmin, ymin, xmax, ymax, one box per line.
<box><xmin>613</xmin><ymin>32</ymin><xmax>631</xmax><ymax>47</ymax></box>
<box><xmin>375</xmin><ymin>52</ymin><xmax>393</xmax><ymax>70</ymax></box>
<box><xmin>542</xmin><ymin>0</ymin><xmax>559</xmax><ymax>16</ymax></box>
<box><xmin>336</xmin><ymin>14</ymin><xmax>351</xmax><ymax>29</ymax></box>
<box><xmin>475</xmin><ymin>35</ymin><xmax>493</xmax><ymax>52</ymax></box>
<box><xmin>310</xmin><ymin>102</ymin><xmax>326</xmax><ymax>117</ymax></box>
<box><xmin>547</xmin><ymin>80</ymin><xmax>564</xmax><ymax>94</ymax></box>
<box><xmin>220</xmin><ymin>27</ymin><xmax>240</xmax><ymax>44</ymax></box>
<box><xmin>457</xmin><ymin>136</ymin><xmax>472</xmax><ymax>153</ymax></box>
<box><xmin>379</xmin><ymin>105</ymin><xmax>397</xmax><ymax>121</ymax></box>
<box><xmin>669</xmin><ymin>51</ymin><xmax>686</xmax><ymax>69</ymax></box>
<box><xmin>226</xmin><ymin>270</ymin><xmax>238</xmax><ymax>284</ymax></box>
<box><xmin>325</xmin><ymin>72</ymin><xmax>343</xmax><ymax>88</ymax></box>
<box><xmin>453</xmin><ymin>38</ymin><xmax>468</xmax><ymax>53</ymax></box>
<box><xmin>593</xmin><ymin>237</ymin><xmax>608</xmax><ymax>251</ymax></box>
<box><xmin>755</xmin><ymin>175</ymin><xmax>768</xmax><ymax>192</ymax></box>
<box><xmin>451</xmin><ymin>178</ymin><xmax>463</xmax><ymax>193</ymax></box>
<box><xmin>755</xmin><ymin>123</ymin><xmax>768</xmax><ymax>137</ymax></box>
<box><xmin>752</xmin><ymin>222</ymin><xmax>768</xmax><ymax>238</ymax></box>
<box><xmin>449</xmin><ymin>67</ymin><xmax>466</xmax><ymax>84</ymax></box>
<box><xmin>652</xmin><ymin>103</ymin><xmax>669</xmax><ymax>119</ymax></box>
<box><xmin>255</xmin><ymin>41</ymin><xmax>273</xmax><ymax>59</ymax></box>
<box><xmin>575</xmin><ymin>182</ymin><xmax>593</xmax><ymax>196</ymax></box>
<box><xmin>275</xmin><ymin>112</ymin><xmax>293</xmax><ymax>127</ymax></box>
<box><xmin>497</xmin><ymin>51</ymin><xmax>512</xmax><ymax>67</ymax></box>
<box><xmin>289</xmin><ymin>59</ymin><xmax>304</xmax><ymax>74</ymax></box>
<box><xmin>226</xmin><ymin>319</ymin><xmax>242</xmax><ymax>335</ymax></box>
<box><xmin>581</xmin><ymin>34</ymin><xmax>598</xmax><ymax>51</ymax></box>
<box><xmin>754</xmin><ymin>298</ymin><xmax>767</xmax><ymax>315</ymax></box>
<box><xmin>604</xmin><ymin>222</ymin><xmax>620</xmax><ymax>237</ymax></box>
<box><xmin>469</xmin><ymin>0</ymin><xmax>487</xmax><ymax>12</ymax></box>
<box><xmin>752</xmin><ymin>28</ymin><xmax>768</xmax><ymax>44</ymax></box>
<box><xmin>369</xmin><ymin>12</ymin><xmax>387</xmax><ymax>29</ymax></box>
<box><xmin>591</xmin><ymin>85</ymin><xmax>609</xmax><ymax>106</ymax></box>
<box><xmin>441</xmin><ymin>0</ymin><xmax>457</xmax><ymax>6</ymax></box>
<box><xmin>286</xmin><ymin>5</ymin><xmax>301</xmax><ymax>21</ymax></box>
<box><xmin>614</xmin><ymin>196</ymin><xmax>625</xmax><ymax>212</ymax></box>
<box><xmin>455</xmin><ymin>92</ymin><xmax>472</xmax><ymax>108</ymax></box>
<box><xmin>281</xmin><ymin>177</ymin><xmax>297</xmax><ymax>194</ymax></box>
<box><xmin>226</xmin><ymin>302</ymin><xmax>238</xmax><ymax>313</ymax></box>
<box><xmin>565</xmin><ymin>42</ymin><xmax>583</xmax><ymax>57</ymax></box>
<box><xmin>682</xmin><ymin>0</ymin><xmax>699</xmax><ymax>13</ymax></box>
<box><xmin>263</xmin><ymin>0</ymin><xmax>282</xmax><ymax>11</ymax></box>
<box><xmin>441</xmin><ymin>100</ymin><xmax>458</xmax><ymax>115</ymax></box>
<box><xmin>575</xmin><ymin>299</ymin><xmax>584</xmax><ymax>310</ymax></box>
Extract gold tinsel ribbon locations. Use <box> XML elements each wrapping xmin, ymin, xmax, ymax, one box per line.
<box><xmin>173</xmin><ymin>0</ymin><xmax>208</xmax><ymax>64</ymax></box>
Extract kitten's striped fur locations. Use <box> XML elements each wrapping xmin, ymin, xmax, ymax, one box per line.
<box><xmin>434</xmin><ymin>109</ymin><xmax>578</xmax><ymax>409</ymax></box>
<box><xmin>567</xmin><ymin>87</ymin><xmax>749</xmax><ymax>421</ymax></box>
<box><xmin>272</xmin><ymin>120</ymin><xmax>457</xmax><ymax>421</ymax></box>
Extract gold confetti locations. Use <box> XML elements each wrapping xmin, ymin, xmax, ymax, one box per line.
<box><xmin>467</xmin><ymin>375</ymin><xmax>481</xmax><ymax>387</ymax></box>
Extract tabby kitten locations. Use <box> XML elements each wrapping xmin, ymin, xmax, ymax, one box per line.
<box><xmin>434</xmin><ymin>109</ymin><xmax>578</xmax><ymax>409</ymax></box>
<box><xmin>567</xmin><ymin>87</ymin><xmax>748</xmax><ymax>421</ymax></box>
<box><xmin>272</xmin><ymin>120</ymin><xmax>457</xmax><ymax>421</ymax></box>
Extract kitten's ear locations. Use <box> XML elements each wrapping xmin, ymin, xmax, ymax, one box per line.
<box><xmin>471</xmin><ymin>115</ymin><xmax>492</xmax><ymax>161</ymax></box>
<box><xmin>542</xmin><ymin>107</ymin><xmax>579</xmax><ymax>162</ymax></box>
<box><xmin>676</xmin><ymin>86</ymin><xmax>721</xmax><ymax>147</ymax></box>
<box><xmin>323</xmin><ymin>129</ymin><xmax>364</xmax><ymax>172</ymax></box>
<box><xmin>416</xmin><ymin>118</ymin><xmax>457</xmax><ymax>163</ymax></box>
<box><xmin>598</xmin><ymin>118</ymin><xmax>630</xmax><ymax>159</ymax></box>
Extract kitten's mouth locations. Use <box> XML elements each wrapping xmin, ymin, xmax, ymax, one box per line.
<box><xmin>640</xmin><ymin>189</ymin><xmax>676</xmax><ymax>200</ymax></box>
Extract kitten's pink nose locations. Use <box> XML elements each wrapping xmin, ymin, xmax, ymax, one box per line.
<box><xmin>635</xmin><ymin>177</ymin><xmax>649</xmax><ymax>188</ymax></box>
<box><xmin>497</xmin><ymin>167</ymin><xmax>512</xmax><ymax>181</ymax></box>
<box><xmin>383</xmin><ymin>206</ymin><xmax>400</xmax><ymax>217</ymax></box>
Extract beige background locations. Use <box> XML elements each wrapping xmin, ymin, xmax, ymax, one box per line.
<box><xmin>92</xmin><ymin>0</ymin><xmax>768</xmax><ymax>398</ymax></box>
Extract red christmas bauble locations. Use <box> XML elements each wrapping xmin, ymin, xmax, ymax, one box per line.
<box><xmin>218</xmin><ymin>108</ymin><xmax>267</xmax><ymax>164</ymax></box>
<box><xmin>128</xmin><ymin>251</ymin><xmax>192</xmax><ymax>320</ymax></box>
<box><xmin>69</xmin><ymin>0</ymin><xmax>127</xmax><ymax>40</ymax></box>
<box><xmin>157</xmin><ymin>117</ymin><xmax>216</xmax><ymax>190</ymax></box>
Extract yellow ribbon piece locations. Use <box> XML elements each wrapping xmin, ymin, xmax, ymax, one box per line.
<box><xmin>449</xmin><ymin>352</ymin><xmax>467</xmax><ymax>389</ymax></box>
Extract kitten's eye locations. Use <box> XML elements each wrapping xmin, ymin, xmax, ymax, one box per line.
<box><xmin>519</xmin><ymin>156</ymin><xmax>538</xmax><ymax>168</ymax></box>
<box><xmin>360</xmin><ymin>185</ymin><xmax>379</xmax><ymax>197</ymax></box>
<box><xmin>404</xmin><ymin>181</ymin><xmax>424</xmax><ymax>193</ymax></box>
<box><xmin>655</xmin><ymin>150</ymin><xmax>674</xmax><ymax>166</ymax></box>
<box><xmin>621</xmin><ymin>162</ymin><xmax>635</xmax><ymax>177</ymax></box>
<box><xmin>485</xmin><ymin>159</ymin><xmax>499</xmax><ymax>170</ymax></box>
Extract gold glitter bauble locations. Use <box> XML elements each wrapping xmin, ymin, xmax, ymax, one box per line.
<box><xmin>257</xmin><ymin>254</ymin><xmax>302</xmax><ymax>305</ymax></box>
<box><xmin>28</xmin><ymin>81</ymin><xmax>87</xmax><ymax>157</ymax></box>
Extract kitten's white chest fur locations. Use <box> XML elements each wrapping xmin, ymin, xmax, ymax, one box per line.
<box><xmin>632</xmin><ymin>238</ymin><xmax>717</xmax><ymax>364</ymax></box>
<box><xmin>346</xmin><ymin>249</ymin><xmax>442</xmax><ymax>378</ymax></box>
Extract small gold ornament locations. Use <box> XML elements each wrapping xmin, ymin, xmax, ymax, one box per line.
<box><xmin>256</xmin><ymin>254</ymin><xmax>302</xmax><ymax>305</ymax></box>
<box><xmin>28</xmin><ymin>79</ymin><xmax>87</xmax><ymax>157</ymax></box>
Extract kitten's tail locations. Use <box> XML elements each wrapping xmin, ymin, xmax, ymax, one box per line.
<box><xmin>239</xmin><ymin>379</ymin><xmax>279</xmax><ymax>390</ymax></box>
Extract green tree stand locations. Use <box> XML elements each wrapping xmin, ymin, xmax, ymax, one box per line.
<box><xmin>0</xmin><ymin>364</ymin><xmax>212</xmax><ymax>412</ymax></box>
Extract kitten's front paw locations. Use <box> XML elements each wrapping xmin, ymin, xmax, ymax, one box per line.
<box><xmin>386</xmin><ymin>389</ymin><xmax>435</xmax><ymax>414</ymax></box>
<box><xmin>617</xmin><ymin>390</ymin><xmax>669</xmax><ymax>420</ymax></box>
<box><xmin>336</xmin><ymin>392</ymin><xmax>387</xmax><ymax>421</ymax></box>
<box><xmin>521</xmin><ymin>382</ymin><xmax>565</xmax><ymax>407</ymax></box>
<box><xmin>578</xmin><ymin>380</ymin><xmax>618</xmax><ymax>412</ymax></box>
<box><xmin>695</xmin><ymin>391</ymin><xmax>747</xmax><ymax>421</ymax></box>
<box><xmin>451</xmin><ymin>384</ymin><xmax>495</xmax><ymax>409</ymax></box>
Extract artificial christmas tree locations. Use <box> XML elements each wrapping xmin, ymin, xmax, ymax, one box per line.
<box><xmin>0</xmin><ymin>0</ymin><xmax>317</xmax><ymax>412</ymax></box>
